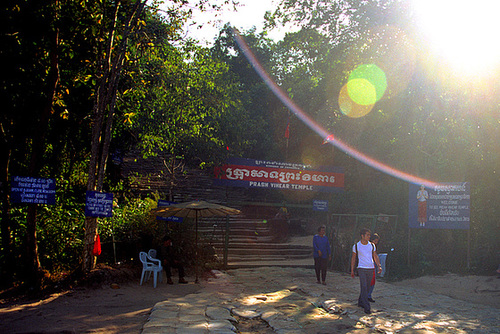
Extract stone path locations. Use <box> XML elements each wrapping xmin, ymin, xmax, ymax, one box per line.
<box><xmin>142</xmin><ymin>267</ymin><xmax>499</xmax><ymax>333</ymax></box>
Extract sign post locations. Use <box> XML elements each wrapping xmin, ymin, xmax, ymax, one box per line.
<box><xmin>409</xmin><ymin>182</ymin><xmax>470</xmax><ymax>230</ymax></box>
<box><xmin>85</xmin><ymin>191</ymin><xmax>113</xmax><ymax>218</ymax></box>
<box><xmin>408</xmin><ymin>182</ymin><xmax>470</xmax><ymax>268</ymax></box>
<box><xmin>312</xmin><ymin>200</ymin><xmax>329</xmax><ymax>212</ymax></box>
<box><xmin>11</xmin><ymin>176</ymin><xmax>56</xmax><ymax>205</ymax></box>
<box><xmin>156</xmin><ymin>200</ymin><xmax>183</xmax><ymax>223</ymax></box>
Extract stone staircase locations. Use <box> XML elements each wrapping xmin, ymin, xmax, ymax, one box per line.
<box><xmin>197</xmin><ymin>217</ymin><xmax>314</xmax><ymax>268</ymax></box>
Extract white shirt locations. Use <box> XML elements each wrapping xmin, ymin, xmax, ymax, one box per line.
<box><xmin>353</xmin><ymin>241</ymin><xmax>375</xmax><ymax>269</ymax></box>
<box><xmin>417</xmin><ymin>190</ymin><xmax>428</xmax><ymax>202</ymax></box>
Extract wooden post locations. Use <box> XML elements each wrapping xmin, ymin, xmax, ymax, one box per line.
<box><xmin>408</xmin><ymin>228</ymin><xmax>411</xmax><ymax>267</ymax></box>
<box><xmin>112</xmin><ymin>220</ymin><xmax>117</xmax><ymax>264</ymax></box>
<box><xmin>195</xmin><ymin>211</ymin><xmax>199</xmax><ymax>284</ymax></box>
<box><xmin>467</xmin><ymin>229</ymin><xmax>471</xmax><ymax>270</ymax></box>
<box><xmin>224</xmin><ymin>215</ymin><xmax>229</xmax><ymax>269</ymax></box>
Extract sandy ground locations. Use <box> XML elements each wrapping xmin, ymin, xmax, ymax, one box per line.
<box><xmin>0</xmin><ymin>279</ymin><xmax>202</xmax><ymax>334</ymax></box>
<box><xmin>0</xmin><ymin>271</ymin><xmax>498</xmax><ymax>334</ymax></box>
<box><xmin>392</xmin><ymin>274</ymin><xmax>500</xmax><ymax>309</ymax></box>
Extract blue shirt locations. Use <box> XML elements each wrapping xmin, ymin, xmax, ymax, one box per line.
<box><xmin>313</xmin><ymin>234</ymin><xmax>331</xmax><ymax>259</ymax></box>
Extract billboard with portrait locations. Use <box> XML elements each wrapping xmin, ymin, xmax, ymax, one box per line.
<box><xmin>408</xmin><ymin>182</ymin><xmax>470</xmax><ymax>229</ymax></box>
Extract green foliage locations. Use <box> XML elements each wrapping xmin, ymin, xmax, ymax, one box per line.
<box><xmin>1</xmin><ymin>0</ymin><xmax>499</xmax><ymax>287</ymax></box>
<box><xmin>37</xmin><ymin>203</ymin><xmax>85</xmax><ymax>272</ymax></box>
<box><xmin>32</xmin><ymin>195</ymin><xmax>163</xmax><ymax>273</ymax></box>
<box><xmin>115</xmin><ymin>18</ymin><xmax>243</xmax><ymax>166</ymax></box>
<box><xmin>99</xmin><ymin>196</ymin><xmax>159</xmax><ymax>249</ymax></box>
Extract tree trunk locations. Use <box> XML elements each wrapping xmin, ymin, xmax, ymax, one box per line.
<box><xmin>82</xmin><ymin>0</ymin><xmax>146</xmax><ymax>273</ymax></box>
<box><xmin>24</xmin><ymin>22</ymin><xmax>60</xmax><ymax>289</ymax></box>
<box><xmin>0</xmin><ymin>145</ymin><xmax>14</xmax><ymax>284</ymax></box>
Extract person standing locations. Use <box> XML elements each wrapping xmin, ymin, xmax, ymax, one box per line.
<box><xmin>367</xmin><ymin>233</ymin><xmax>380</xmax><ymax>302</ymax></box>
<box><xmin>313</xmin><ymin>225</ymin><xmax>332</xmax><ymax>285</ymax></box>
<box><xmin>351</xmin><ymin>228</ymin><xmax>382</xmax><ymax>314</ymax></box>
<box><xmin>417</xmin><ymin>185</ymin><xmax>429</xmax><ymax>227</ymax></box>
<box><xmin>159</xmin><ymin>236</ymin><xmax>188</xmax><ymax>285</ymax></box>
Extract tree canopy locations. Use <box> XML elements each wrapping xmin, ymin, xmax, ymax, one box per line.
<box><xmin>1</xmin><ymin>0</ymin><xmax>499</xmax><ymax>289</ymax></box>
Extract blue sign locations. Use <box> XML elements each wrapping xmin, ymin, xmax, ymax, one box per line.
<box><xmin>11</xmin><ymin>176</ymin><xmax>56</xmax><ymax>205</ymax></box>
<box><xmin>85</xmin><ymin>191</ymin><xmax>113</xmax><ymax>217</ymax></box>
<box><xmin>409</xmin><ymin>182</ymin><xmax>470</xmax><ymax>229</ymax></box>
<box><xmin>157</xmin><ymin>200</ymin><xmax>183</xmax><ymax>222</ymax></box>
<box><xmin>313</xmin><ymin>200</ymin><xmax>329</xmax><ymax>212</ymax></box>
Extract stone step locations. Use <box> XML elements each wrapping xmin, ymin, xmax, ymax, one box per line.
<box><xmin>217</xmin><ymin>247</ymin><xmax>312</xmax><ymax>256</ymax></box>
<box><xmin>198</xmin><ymin>224</ymin><xmax>271</xmax><ymax>230</ymax></box>
<box><xmin>209</xmin><ymin>242</ymin><xmax>312</xmax><ymax>250</ymax></box>
<box><xmin>225</xmin><ymin>254</ymin><xmax>312</xmax><ymax>262</ymax></box>
<box><xmin>227</xmin><ymin>236</ymin><xmax>276</xmax><ymax>243</ymax></box>
<box><xmin>200</xmin><ymin>230</ymin><xmax>274</xmax><ymax>238</ymax></box>
<box><xmin>199</xmin><ymin>229</ymin><xmax>271</xmax><ymax>235</ymax></box>
<box><xmin>197</xmin><ymin>219</ymin><xmax>281</xmax><ymax>230</ymax></box>
<box><xmin>197</xmin><ymin>219</ymin><xmax>312</xmax><ymax>266</ymax></box>
<box><xmin>225</xmin><ymin>259</ymin><xmax>314</xmax><ymax>269</ymax></box>
<box><xmin>198</xmin><ymin>219</ymin><xmax>271</xmax><ymax>226</ymax></box>
<box><xmin>199</xmin><ymin>225</ymin><xmax>271</xmax><ymax>230</ymax></box>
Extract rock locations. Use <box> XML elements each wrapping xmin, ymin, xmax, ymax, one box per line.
<box><xmin>207</xmin><ymin>319</ymin><xmax>237</xmax><ymax>332</ymax></box>
<box><xmin>232</xmin><ymin>308</ymin><xmax>261</xmax><ymax>319</ymax></box>
<box><xmin>261</xmin><ymin>310</ymin><xmax>281</xmax><ymax>322</ymax></box>
<box><xmin>321</xmin><ymin>300</ymin><xmax>343</xmax><ymax>314</ymax></box>
<box><xmin>206</xmin><ymin>306</ymin><xmax>236</xmax><ymax>322</ymax></box>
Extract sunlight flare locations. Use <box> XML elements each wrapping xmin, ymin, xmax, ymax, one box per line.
<box><xmin>412</xmin><ymin>0</ymin><xmax>500</xmax><ymax>75</ymax></box>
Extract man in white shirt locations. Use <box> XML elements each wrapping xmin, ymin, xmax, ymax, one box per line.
<box><xmin>351</xmin><ymin>228</ymin><xmax>382</xmax><ymax>314</ymax></box>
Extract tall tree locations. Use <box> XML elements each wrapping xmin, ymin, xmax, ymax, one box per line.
<box><xmin>82</xmin><ymin>0</ymin><xmax>151</xmax><ymax>272</ymax></box>
<box><xmin>1</xmin><ymin>0</ymin><xmax>64</xmax><ymax>287</ymax></box>
<box><xmin>211</xmin><ymin>26</ymin><xmax>284</xmax><ymax>160</ymax></box>
<box><xmin>82</xmin><ymin>0</ymin><xmax>239</xmax><ymax>271</ymax></box>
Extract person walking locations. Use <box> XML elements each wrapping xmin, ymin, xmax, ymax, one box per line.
<box><xmin>367</xmin><ymin>233</ymin><xmax>380</xmax><ymax>302</ymax></box>
<box><xmin>313</xmin><ymin>225</ymin><xmax>332</xmax><ymax>285</ymax></box>
<box><xmin>351</xmin><ymin>228</ymin><xmax>382</xmax><ymax>314</ymax></box>
<box><xmin>159</xmin><ymin>235</ymin><xmax>188</xmax><ymax>285</ymax></box>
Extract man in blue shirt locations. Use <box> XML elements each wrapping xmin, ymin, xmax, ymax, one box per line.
<box><xmin>313</xmin><ymin>225</ymin><xmax>332</xmax><ymax>285</ymax></box>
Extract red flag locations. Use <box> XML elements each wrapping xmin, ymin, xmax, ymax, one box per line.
<box><xmin>92</xmin><ymin>234</ymin><xmax>101</xmax><ymax>256</ymax></box>
<box><xmin>284</xmin><ymin>122</ymin><xmax>290</xmax><ymax>139</ymax></box>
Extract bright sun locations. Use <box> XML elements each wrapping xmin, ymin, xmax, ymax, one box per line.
<box><xmin>412</xmin><ymin>0</ymin><xmax>500</xmax><ymax>75</ymax></box>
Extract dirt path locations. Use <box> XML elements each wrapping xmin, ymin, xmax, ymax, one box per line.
<box><xmin>0</xmin><ymin>280</ymin><xmax>201</xmax><ymax>333</ymax></box>
<box><xmin>392</xmin><ymin>274</ymin><xmax>499</xmax><ymax>309</ymax></box>
<box><xmin>0</xmin><ymin>270</ymin><xmax>498</xmax><ymax>333</ymax></box>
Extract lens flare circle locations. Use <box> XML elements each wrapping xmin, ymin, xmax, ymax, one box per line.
<box><xmin>346</xmin><ymin>78</ymin><xmax>377</xmax><ymax>106</ymax></box>
<box><xmin>348</xmin><ymin>64</ymin><xmax>387</xmax><ymax>105</ymax></box>
<box><xmin>339</xmin><ymin>84</ymin><xmax>374</xmax><ymax>118</ymax></box>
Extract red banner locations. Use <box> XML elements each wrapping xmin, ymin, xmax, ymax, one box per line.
<box><xmin>214</xmin><ymin>158</ymin><xmax>344</xmax><ymax>192</ymax></box>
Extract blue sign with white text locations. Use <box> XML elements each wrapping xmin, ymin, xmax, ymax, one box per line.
<box><xmin>157</xmin><ymin>200</ymin><xmax>183</xmax><ymax>222</ymax></box>
<box><xmin>11</xmin><ymin>176</ymin><xmax>56</xmax><ymax>205</ymax></box>
<box><xmin>312</xmin><ymin>200</ymin><xmax>329</xmax><ymax>212</ymax></box>
<box><xmin>85</xmin><ymin>191</ymin><xmax>113</xmax><ymax>217</ymax></box>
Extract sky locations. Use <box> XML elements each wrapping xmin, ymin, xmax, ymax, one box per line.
<box><xmin>181</xmin><ymin>0</ymin><xmax>280</xmax><ymax>45</ymax></box>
